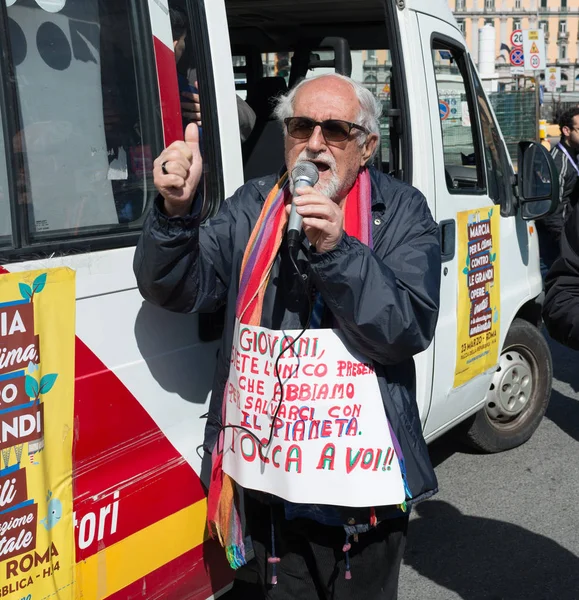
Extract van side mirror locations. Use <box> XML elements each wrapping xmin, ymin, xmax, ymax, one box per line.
<box><xmin>517</xmin><ymin>141</ymin><xmax>560</xmax><ymax>221</ymax></box>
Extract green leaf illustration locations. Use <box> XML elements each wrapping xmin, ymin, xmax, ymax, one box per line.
<box><xmin>25</xmin><ymin>375</ymin><xmax>39</xmax><ymax>399</ymax></box>
<box><xmin>491</xmin><ymin>253</ymin><xmax>497</xmax><ymax>262</ymax></box>
<box><xmin>463</xmin><ymin>267</ymin><xmax>469</xmax><ymax>275</ymax></box>
<box><xmin>19</xmin><ymin>283</ymin><xmax>32</xmax><ymax>301</ymax></box>
<box><xmin>33</xmin><ymin>273</ymin><xmax>47</xmax><ymax>294</ymax></box>
<box><xmin>39</xmin><ymin>373</ymin><xmax>58</xmax><ymax>395</ymax></box>
<box><xmin>489</xmin><ymin>208</ymin><xmax>493</xmax><ymax>218</ymax></box>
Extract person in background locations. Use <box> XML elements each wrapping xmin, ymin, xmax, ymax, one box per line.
<box><xmin>170</xmin><ymin>7</ymin><xmax>200</xmax><ymax>128</ymax></box>
<box><xmin>169</xmin><ymin>7</ymin><xmax>255</xmax><ymax>142</ymax></box>
<box><xmin>536</xmin><ymin>107</ymin><xmax>579</xmax><ymax>276</ymax></box>
<box><xmin>543</xmin><ymin>199</ymin><xmax>579</xmax><ymax>348</ymax></box>
<box><xmin>133</xmin><ymin>73</ymin><xmax>441</xmax><ymax>600</ymax></box>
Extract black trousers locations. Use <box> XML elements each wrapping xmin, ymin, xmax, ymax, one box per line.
<box><xmin>245</xmin><ymin>495</ymin><xmax>409</xmax><ymax>600</ymax></box>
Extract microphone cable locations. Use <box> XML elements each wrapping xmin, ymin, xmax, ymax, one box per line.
<box><xmin>200</xmin><ymin>247</ymin><xmax>312</xmax><ymax>458</ymax></box>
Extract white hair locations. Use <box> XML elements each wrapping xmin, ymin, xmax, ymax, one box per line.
<box><xmin>273</xmin><ymin>73</ymin><xmax>382</xmax><ymax>155</ymax></box>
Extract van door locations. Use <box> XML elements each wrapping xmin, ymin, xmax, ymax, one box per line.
<box><xmin>417</xmin><ymin>15</ymin><xmax>507</xmax><ymax>439</ymax></box>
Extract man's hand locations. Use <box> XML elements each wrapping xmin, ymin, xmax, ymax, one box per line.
<box><xmin>181</xmin><ymin>83</ymin><xmax>201</xmax><ymax>125</ymax></box>
<box><xmin>153</xmin><ymin>123</ymin><xmax>202</xmax><ymax>217</ymax></box>
<box><xmin>286</xmin><ymin>187</ymin><xmax>344</xmax><ymax>253</ymax></box>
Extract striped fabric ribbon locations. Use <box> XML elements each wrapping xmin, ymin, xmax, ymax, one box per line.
<box><xmin>237</xmin><ymin>173</ymin><xmax>291</xmax><ymax>325</ymax></box>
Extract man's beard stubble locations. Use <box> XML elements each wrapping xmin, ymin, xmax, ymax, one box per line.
<box><xmin>291</xmin><ymin>150</ymin><xmax>341</xmax><ymax>201</ymax></box>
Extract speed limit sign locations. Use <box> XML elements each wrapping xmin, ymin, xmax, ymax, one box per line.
<box><xmin>511</xmin><ymin>29</ymin><xmax>523</xmax><ymax>48</ymax></box>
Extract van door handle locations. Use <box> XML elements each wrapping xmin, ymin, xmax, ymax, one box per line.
<box><xmin>439</xmin><ymin>219</ymin><xmax>456</xmax><ymax>263</ymax></box>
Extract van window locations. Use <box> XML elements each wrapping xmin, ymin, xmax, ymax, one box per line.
<box><xmin>432</xmin><ymin>44</ymin><xmax>484</xmax><ymax>193</ymax></box>
<box><xmin>227</xmin><ymin>0</ymin><xmax>407</xmax><ymax>183</ymax></box>
<box><xmin>0</xmin><ymin>124</ymin><xmax>10</xmax><ymax>247</ymax></box>
<box><xmin>472</xmin><ymin>69</ymin><xmax>514</xmax><ymax>207</ymax></box>
<box><xmin>5</xmin><ymin>0</ymin><xmax>160</xmax><ymax>243</ymax></box>
<box><xmin>360</xmin><ymin>49</ymin><xmax>391</xmax><ymax>170</ymax></box>
<box><xmin>232</xmin><ymin>54</ymin><xmax>249</xmax><ymax>100</ymax></box>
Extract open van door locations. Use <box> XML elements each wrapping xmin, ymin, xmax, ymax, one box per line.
<box><xmin>416</xmin><ymin>14</ymin><xmax>534</xmax><ymax>441</ymax></box>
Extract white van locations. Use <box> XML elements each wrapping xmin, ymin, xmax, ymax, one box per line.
<box><xmin>0</xmin><ymin>0</ymin><xmax>557</xmax><ymax>598</ymax></box>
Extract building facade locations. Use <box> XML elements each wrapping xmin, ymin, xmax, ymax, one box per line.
<box><xmin>450</xmin><ymin>0</ymin><xmax>579</xmax><ymax>90</ymax></box>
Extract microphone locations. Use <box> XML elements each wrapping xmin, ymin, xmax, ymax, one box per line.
<box><xmin>287</xmin><ymin>161</ymin><xmax>319</xmax><ymax>252</ymax></box>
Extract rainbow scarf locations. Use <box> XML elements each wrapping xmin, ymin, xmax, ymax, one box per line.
<box><xmin>207</xmin><ymin>168</ymin><xmax>373</xmax><ymax>569</ymax></box>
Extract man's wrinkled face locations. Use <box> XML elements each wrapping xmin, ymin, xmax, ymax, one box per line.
<box><xmin>563</xmin><ymin>115</ymin><xmax>579</xmax><ymax>150</ymax></box>
<box><xmin>284</xmin><ymin>77</ymin><xmax>377</xmax><ymax>204</ymax></box>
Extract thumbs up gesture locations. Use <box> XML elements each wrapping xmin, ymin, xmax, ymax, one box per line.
<box><xmin>153</xmin><ymin>123</ymin><xmax>203</xmax><ymax>217</ymax></box>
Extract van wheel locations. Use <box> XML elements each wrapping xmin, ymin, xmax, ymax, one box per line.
<box><xmin>461</xmin><ymin>318</ymin><xmax>552</xmax><ymax>453</ymax></box>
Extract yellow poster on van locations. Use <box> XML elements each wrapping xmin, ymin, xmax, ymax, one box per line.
<box><xmin>0</xmin><ymin>268</ymin><xmax>75</xmax><ymax>599</ymax></box>
<box><xmin>454</xmin><ymin>208</ymin><xmax>500</xmax><ymax>388</ymax></box>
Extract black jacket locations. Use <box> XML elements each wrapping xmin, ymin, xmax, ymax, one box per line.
<box><xmin>134</xmin><ymin>167</ymin><xmax>441</xmax><ymax>507</ymax></box>
<box><xmin>538</xmin><ymin>141</ymin><xmax>579</xmax><ymax>241</ymax></box>
<box><xmin>543</xmin><ymin>201</ymin><xmax>579</xmax><ymax>348</ymax></box>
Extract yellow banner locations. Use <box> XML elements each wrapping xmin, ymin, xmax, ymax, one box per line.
<box><xmin>0</xmin><ymin>269</ymin><xmax>75</xmax><ymax>599</ymax></box>
<box><xmin>454</xmin><ymin>208</ymin><xmax>501</xmax><ymax>388</ymax></box>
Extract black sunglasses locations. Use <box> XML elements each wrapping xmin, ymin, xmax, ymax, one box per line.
<box><xmin>284</xmin><ymin>117</ymin><xmax>369</xmax><ymax>142</ymax></box>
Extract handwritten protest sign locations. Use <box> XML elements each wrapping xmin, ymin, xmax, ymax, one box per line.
<box><xmin>222</xmin><ymin>322</ymin><xmax>405</xmax><ymax>507</ymax></box>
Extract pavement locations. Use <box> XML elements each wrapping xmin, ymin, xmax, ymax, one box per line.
<box><xmin>399</xmin><ymin>332</ymin><xmax>579</xmax><ymax>600</ymax></box>
<box><xmin>224</xmin><ymin>332</ymin><xmax>579</xmax><ymax>600</ymax></box>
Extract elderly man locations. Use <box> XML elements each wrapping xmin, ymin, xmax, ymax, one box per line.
<box><xmin>134</xmin><ymin>74</ymin><xmax>441</xmax><ymax>600</ymax></box>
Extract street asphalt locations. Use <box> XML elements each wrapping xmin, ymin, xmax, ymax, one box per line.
<box><xmin>399</xmin><ymin>333</ymin><xmax>579</xmax><ymax>600</ymax></box>
<box><xmin>225</xmin><ymin>331</ymin><xmax>579</xmax><ymax>600</ymax></box>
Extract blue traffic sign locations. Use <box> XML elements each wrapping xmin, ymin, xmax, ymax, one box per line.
<box><xmin>510</xmin><ymin>48</ymin><xmax>524</xmax><ymax>67</ymax></box>
<box><xmin>439</xmin><ymin>99</ymin><xmax>450</xmax><ymax>121</ymax></box>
